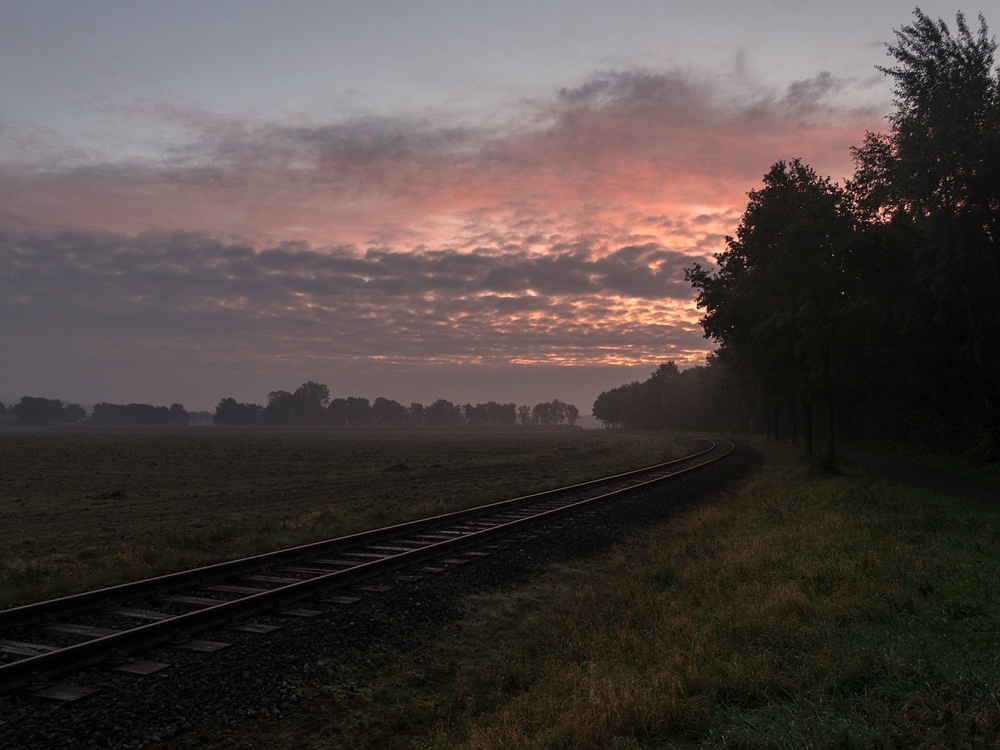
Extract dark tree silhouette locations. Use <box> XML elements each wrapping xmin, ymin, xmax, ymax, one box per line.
<box><xmin>591</xmin><ymin>10</ymin><xmax>998</xmax><ymax>460</ymax></box>
<box><xmin>408</xmin><ymin>402</ymin><xmax>425</xmax><ymax>424</ymax></box>
<box><xmin>592</xmin><ymin>358</ymin><xmax>735</xmax><ymax>432</ymax></box>
<box><xmin>214</xmin><ymin>398</ymin><xmax>264</xmax><ymax>425</ymax></box>
<box><xmin>525</xmin><ymin>400</ymin><xmax>579</xmax><ymax>427</ymax></box>
<box><xmin>91</xmin><ymin>402</ymin><xmax>187</xmax><ymax>427</ymax></box>
<box><xmin>851</xmin><ymin>9</ymin><xmax>1000</xmax><ymax>452</ymax></box>
<box><xmin>464</xmin><ymin>401</ymin><xmax>517</xmax><ymax>426</ymax></box>
<box><xmin>11</xmin><ymin>397</ymin><xmax>86</xmax><ymax>426</ymax></box>
<box><xmin>425</xmin><ymin>399</ymin><xmax>464</xmax><ymax>425</ymax></box>
<box><xmin>63</xmin><ymin>403</ymin><xmax>88</xmax><ymax>424</ymax></box>
<box><xmin>372</xmin><ymin>397</ymin><xmax>409</xmax><ymax>425</ymax></box>
<box><xmin>688</xmin><ymin>159</ymin><xmax>860</xmax><ymax>468</ymax></box>
<box><xmin>264</xmin><ymin>390</ymin><xmax>295</xmax><ymax>425</ymax></box>
<box><xmin>327</xmin><ymin>396</ymin><xmax>372</xmax><ymax>426</ymax></box>
<box><xmin>265</xmin><ymin>382</ymin><xmax>330</xmax><ymax>425</ymax></box>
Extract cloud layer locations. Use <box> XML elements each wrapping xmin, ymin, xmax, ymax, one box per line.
<box><xmin>0</xmin><ymin>66</ymin><xmax>883</xmax><ymax>406</ymax></box>
<box><xmin>1</xmin><ymin>230</ymin><xmax>707</xmax><ymax>367</ymax></box>
<box><xmin>0</xmin><ymin>68</ymin><xmax>879</xmax><ymax>248</ymax></box>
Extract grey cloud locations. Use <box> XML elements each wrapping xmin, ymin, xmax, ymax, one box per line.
<box><xmin>182</xmin><ymin>113</ymin><xmax>488</xmax><ymax>173</ymax></box>
<box><xmin>0</xmin><ymin>62</ymin><xmax>882</xmax><ymax>249</ymax></box>
<box><xmin>556</xmin><ymin>69</ymin><xmax>703</xmax><ymax>110</ymax></box>
<box><xmin>785</xmin><ymin>71</ymin><xmax>845</xmax><ymax>106</ymax></box>
<box><xmin>173</xmin><ymin>67</ymin><xmax>859</xmax><ymax>176</ymax></box>
<box><xmin>0</xmin><ymin>230</ymin><xmax>705</xmax><ymax>366</ymax></box>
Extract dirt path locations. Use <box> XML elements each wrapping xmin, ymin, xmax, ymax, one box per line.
<box><xmin>839</xmin><ymin>446</ymin><xmax>1000</xmax><ymax>507</ymax></box>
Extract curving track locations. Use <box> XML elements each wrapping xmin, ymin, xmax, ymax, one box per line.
<box><xmin>0</xmin><ymin>438</ymin><xmax>733</xmax><ymax>692</ymax></box>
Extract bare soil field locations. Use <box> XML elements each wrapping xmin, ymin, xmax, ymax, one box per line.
<box><xmin>0</xmin><ymin>429</ymin><xmax>687</xmax><ymax>605</ymax></box>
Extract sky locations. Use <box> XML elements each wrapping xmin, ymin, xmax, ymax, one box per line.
<box><xmin>0</xmin><ymin>1</ymin><xmax>993</xmax><ymax>414</ymax></box>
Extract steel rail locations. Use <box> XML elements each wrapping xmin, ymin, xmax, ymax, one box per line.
<box><xmin>0</xmin><ymin>439</ymin><xmax>733</xmax><ymax>690</ymax></box>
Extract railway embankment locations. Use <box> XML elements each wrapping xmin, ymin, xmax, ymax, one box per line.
<box><xmin>173</xmin><ymin>441</ymin><xmax>1000</xmax><ymax>749</ymax></box>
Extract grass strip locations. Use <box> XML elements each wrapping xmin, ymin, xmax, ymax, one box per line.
<box><xmin>185</xmin><ymin>441</ymin><xmax>1000</xmax><ymax>749</ymax></box>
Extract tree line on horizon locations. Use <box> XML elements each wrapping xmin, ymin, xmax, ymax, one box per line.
<box><xmin>0</xmin><ymin>397</ymin><xmax>212</xmax><ymax>427</ymax></box>
<box><xmin>0</xmin><ymin>387</ymin><xmax>580</xmax><ymax>429</ymax></box>
<box><xmin>594</xmin><ymin>10</ymin><xmax>1000</xmax><ymax>469</ymax></box>
<box><xmin>214</xmin><ymin>381</ymin><xmax>580</xmax><ymax>428</ymax></box>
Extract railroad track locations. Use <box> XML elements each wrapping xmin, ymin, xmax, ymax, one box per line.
<box><xmin>0</xmin><ymin>438</ymin><xmax>733</xmax><ymax>695</ymax></box>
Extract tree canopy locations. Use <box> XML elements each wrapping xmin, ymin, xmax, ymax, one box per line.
<box><xmin>211</xmin><ymin>384</ymin><xmax>580</xmax><ymax>429</ymax></box>
<box><xmin>597</xmin><ymin>10</ymin><xmax>1000</xmax><ymax>464</ymax></box>
<box><xmin>687</xmin><ymin>159</ymin><xmax>859</xmax><ymax>467</ymax></box>
<box><xmin>851</xmin><ymin>9</ymin><xmax>1000</xmax><ymax>449</ymax></box>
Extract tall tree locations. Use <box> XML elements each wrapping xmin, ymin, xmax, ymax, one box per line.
<box><xmin>265</xmin><ymin>382</ymin><xmax>330</xmax><ymax>425</ymax></box>
<box><xmin>688</xmin><ymin>159</ymin><xmax>859</xmax><ymax>468</ymax></box>
<box><xmin>292</xmin><ymin>381</ymin><xmax>331</xmax><ymax>425</ymax></box>
<box><xmin>214</xmin><ymin>397</ymin><xmax>264</xmax><ymax>426</ymax></box>
<box><xmin>851</xmin><ymin>9</ymin><xmax>1000</xmax><ymax>447</ymax></box>
<box><xmin>372</xmin><ymin>397</ymin><xmax>409</xmax><ymax>425</ymax></box>
<box><xmin>11</xmin><ymin>397</ymin><xmax>86</xmax><ymax>426</ymax></box>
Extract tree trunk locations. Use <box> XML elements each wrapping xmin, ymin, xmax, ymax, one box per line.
<box><xmin>790</xmin><ymin>397</ymin><xmax>798</xmax><ymax>444</ymax></box>
<box><xmin>803</xmin><ymin>400</ymin><xmax>813</xmax><ymax>454</ymax></box>
<box><xmin>822</xmin><ymin>349</ymin><xmax>836</xmax><ymax>471</ymax></box>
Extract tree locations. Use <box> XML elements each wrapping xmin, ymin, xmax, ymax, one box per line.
<box><xmin>526</xmin><ymin>400</ymin><xmax>580</xmax><ymax>427</ymax></box>
<box><xmin>463</xmin><ymin>401</ymin><xmax>516</xmax><ymax>426</ymax></box>
<box><xmin>12</xmin><ymin>396</ymin><xmax>86</xmax><ymax>426</ymax></box>
<box><xmin>294</xmin><ymin>381</ymin><xmax>331</xmax><ymax>424</ymax></box>
<box><xmin>565</xmin><ymin>403</ymin><xmax>580</xmax><ymax>426</ymax></box>
<box><xmin>408</xmin><ymin>402</ymin><xmax>425</xmax><ymax>424</ymax></box>
<box><xmin>91</xmin><ymin>402</ymin><xmax>184</xmax><ymax>427</ymax></box>
<box><xmin>688</xmin><ymin>159</ymin><xmax>859</xmax><ymax>468</ymax></box>
<box><xmin>264</xmin><ymin>390</ymin><xmax>295</xmax><ymax>425</ymax></box>
<box><xmin>532</xmin><ymin>401</ymin><xmax>552</xmax><ymax>426</ymax></box>
<box><xmin>265</xmin><ymin>382</ymin><xmax>330</xmax><ymax>425</ymax></box>
<box><xmin>343</xmin><ymin>397</ymin><xmax>372</xmax><ymax>425</ymax></box>
<box><xmin>851</xmin><ymin>9</ymin><xmax>1000</xmax><ymax>447</ymax></box>
<box><xmin>214</xmin><ymin>398</ymin><xmax>264</xmax><ymax>425</ymax></box>
<box><xmin>327</xmin><ymin>396</ymin><xmax>372</xmax><ymax>426</ymax></box>
<box><xmin>169</xmin><ymin>404</ymin><xmax>190</xmax><ymax>426</ymax></box>
<box><xmin>372</xmin><ymin>397</ymin><xmax>409</xmax><ymax>425</ymax></box>
<box><xmin>591</xmin><ymin>359</ymin><xmax>738</xmax><ymax>432</ymax></box>
<box><xmin>62</xmin><ymin>403</ymin><xmax>87</xmax><ymax>424</ymax></box>
<box><xmin>425</xmin><ymin>399</ymin><xmax>463</xmax><ymax>425</ymax></box>
<box><xmin>12</xmin><ymin>397</ymin><xmax>65</xmax><ymax>426</ymax></box>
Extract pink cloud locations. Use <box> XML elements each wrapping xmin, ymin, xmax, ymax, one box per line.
<box><xmin>0</xmin><ymin>68</ymin><xmax>880</xmax><ymax>249</ymax></box>
<box><xmin>0</xmin><ymin>66</ymin><xmax>884</xmax><ymax>376</ymax></box>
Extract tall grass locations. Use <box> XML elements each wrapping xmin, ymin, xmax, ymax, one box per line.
<box><xmin>436</xmin><ymin>445</ymin><xmax>1000</xmax><ymax>748</ymax></box>
<box><xmin>193</xmin><ymin>441</ymin><xmax>1000</xmax><ymax>749</ymax></box>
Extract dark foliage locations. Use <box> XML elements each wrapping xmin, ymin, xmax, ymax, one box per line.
<box><xmin>687</xmin><ymin>159</ymin><xmax>862</xmax><ymax>468</ymax></box>
<box><xmin>849</xmin><ymin>9</ymin><xmax>1000</xmax><ymax>455</ymax></box>
<box><xmin>601</xmin><ymin>10</ymin><xmax>1000</xmax><ymax>465</ymax></box>
<box><xmin>10</xmin><ymin>396</ymin><xmax>86</xmax><ymax>427</ymax></box>
<box><xmin>212</xmin><ymin>383</ymin><xmax>579</xmax><ymax>429</ymax></box>
<box><xmin>593</xmin><ymin>359</ymin><xmax>733</xmax><ymax>432</ymax></box>
<box><xmin>214</xmin><ymin>398</ymin><xmax>264</xmax><ymax>426</ymax></box>
<box><xmin>91</xmin><ymin>402</ymin><xmax>189</xmax><ymax>427</ymax></box>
